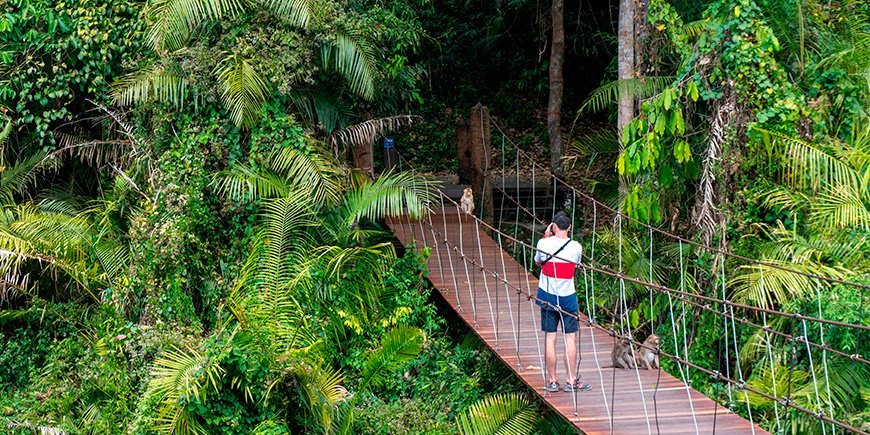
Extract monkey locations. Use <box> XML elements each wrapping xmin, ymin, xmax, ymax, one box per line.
<box><xmin>459</xmin><ymin>188</ymin><xmax>475</xmax><ymax>217</ymax></box>
<box><xmin>634</xmin><ymin>334</ymin><xmax>661</xmax><ymax>370</ymax></box>
<box><xmin>611</xmin><ymin>338</ymin><xmax>635</xmax><ymax>369</ymax></box>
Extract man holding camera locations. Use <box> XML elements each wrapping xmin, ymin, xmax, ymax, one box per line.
<box><xmin>534</xmin><ymin>211</ymin><xmax>591</xmax><ymax>393</ymax></box>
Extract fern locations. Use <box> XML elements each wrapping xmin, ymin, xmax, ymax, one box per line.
<box><xmin>359</xmin><ymin>325</ymin><xmax>424</xmax><ymax>389</ymax></box>
<box><xmin>318</xmin><ymin>32</ymin><xmax>376</xmax><ymax>100</ymax></box>
<box><xmin>577</xmin><ymin>76</ymin><xmax>676</xmax><ymax>114</ymax></box>
<box><xmin>456</xmin><ymin>393</ymin><xmax>538</xmax><ymax>435</ymax></box>
<box><xmin>216</xmin><ymin>53</ymin><xmax>269</xmax><ymax>128</ymax></box>
<box><xmin>111</xmin><ymin>61</ymin><xmax>188</xmax><ymax>107</ymax></box>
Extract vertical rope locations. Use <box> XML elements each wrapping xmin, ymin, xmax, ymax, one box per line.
<box><xmin>456</xmin><ymin>200</ymin><xmax>478</xmax><ymax>326</ymax></box>
<box><xmin>760</xmin><ymin>265</ymin><xmax>783</xmax><ymax>434</ymax></box>
<box><xmin>441</xmin><ymin>196</ymin><xmax>462</xmax><ymax>311</ymax></box>
<box><xmin>497</xmin><ymin>232</ymin><xmax>521</xmax><ymax>368</ymax></box>
<box><xmin>474</xmin><ymin>219</ymin><xmax>499</xmax><ymax>347</ymax></box>
<box><xmin>649</xmin><ymin>227</ymin><xmax>654</xmax><ymax>334</ymax></box>
<box><xmin>720</xmin><ymin>232</ymin><xmax>734</xmax><ymax>409</ymax></box>
<box><xmin>816</xmin><ymin>281</ymin><xmax>835</xmax><ymax>433</ymax></box>
<box><xmin>677</xmin><ymin>241</ymin><xmax>700</xmax><ymax>434</ymax></box>
<box><xmin>513</xmin><ymin>148</ymin><xmax>521</xmax><ymax>258</ymax></box>
<box><xmin>428</xmin><ymin>208</ymin><xmax>445</xmax><ymax>289</ymax></box>
<box><xmin>802</xmin><ymin>318</ymin><xmax>827</xmax><ymax>435</ymax></box>
<box><xmin>729</xmin><ymin>303</ymin><xmax>756</xmax><ymax>433</ymax></box>
<box><xmin>617</xmin><ymin>215</ymin><xmax>653</xmax><ymax>434</ymax></box>
<box><xmin>531</xmin><ymin>163</ymin><xmax>537</xmax><ymax>242</ymax></box>
<box><xmin>522</xmin><ymin>243</ymin><xmax>547</xmax><ymax>388</ymax></box>
<box><xmin>583</xmin><ymin>264</ymin><xmax>612</xmax><ymax>431</ymax></box>
<box><xmin>666</xmin><ymin>240</ymin><xmax>699</xmax><ymax>434</ymax></box>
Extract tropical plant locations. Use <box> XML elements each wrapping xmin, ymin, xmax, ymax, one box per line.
<box><xmin>112</xmin><ymin>0</ymin><xmax>377</xmax><ymax>128</ymax></box>
<box><xmin>455</xmin><ymin>393</ymin><xmax>538</xmax><ymax>435</ymax></box>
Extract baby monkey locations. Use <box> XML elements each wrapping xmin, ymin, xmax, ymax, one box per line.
<box><xmin>459</xmin><ymin>188</ymin><xmax>475</xmax><ymax>217</ymax></box>
<box><xmin>634</xmin><ymin>334</ymin><xmax>661</xmax><ymax>370</ymax></box>
<box><xmin>611</xmin><ymin>338</ymin><xmax>635</xmax><ymax>369</ymax></box>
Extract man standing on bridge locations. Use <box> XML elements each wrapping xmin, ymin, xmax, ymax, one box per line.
<box><xmin>535</xmin><ymin>211</ymin><xmax>591</xmax><ymax>393</ymax></box>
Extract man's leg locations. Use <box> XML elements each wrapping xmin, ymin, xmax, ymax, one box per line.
<box><xmin>545</xmin><ymin>332</ymin><xmax>558</xmax><ymax>382</ymax></box>
<box><xmin>564</xmin><ymin>332</ymin><xmax>577</xmax><ymax>383</ymax></box>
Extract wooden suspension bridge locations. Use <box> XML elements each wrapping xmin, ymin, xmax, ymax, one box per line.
<box><xmin>386</xmin><ymin>208</ymin><xmax>766</xmax><ymax>435</ymax></box>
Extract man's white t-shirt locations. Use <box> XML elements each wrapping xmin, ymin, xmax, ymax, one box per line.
<box><xmin>535</xmin><ymin>236</ymin><xmax>583</xmax><ymax>297</ymax></box>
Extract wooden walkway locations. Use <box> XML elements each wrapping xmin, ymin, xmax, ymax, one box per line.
<box><xmin>387</xmin><ymin>210</ymin><xmax>765</xmax><ymax>435</ymax></box>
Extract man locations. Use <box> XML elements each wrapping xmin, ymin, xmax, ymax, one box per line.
<box><xmin>534</xmin><ymin>211</ymin><xmax>591</xmax><ymax>393</ymax></box>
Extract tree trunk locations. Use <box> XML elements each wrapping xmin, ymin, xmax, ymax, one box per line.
<box><xmin>617</xmin><ymin>0</ymin><xmax>635</xmax><ymax>195</ymax></box>
<box><xmin>469</xmin><ymin>104</ymin><xmax>494</xmax><ymax>221</ymax></box>
<box><xmin>547</xmin><ymin>0</ymin><xmax>565</xmax><ymax>176</ymax></box>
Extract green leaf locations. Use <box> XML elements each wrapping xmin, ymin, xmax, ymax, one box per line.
<box><xmin>629</xmin><ymin>309</ymin><xmax>640</xmax><ymax>327</ymax></box>
<box><xmin>674</xmin><ymin>109</ymin><xmax>685</xmax><ymax>135</ymax></box>
<box><xmin>687</xmin><ymin>81</ymin><xmax>699</xmax><ymax>102</ymax></box>
<box><xmin>456</xmin><ymin>393</ymin><xmax>537</xmax><ymax>435</ymax></box>
<box><xmin>216</xmin><ymin>53</ymin><xmax>268</xmax><ymax>129</ymax></box>
<box><xmin>654</xmin><ymin>113</ymin><xmax>666</xmax><ymax>134</ymax></box>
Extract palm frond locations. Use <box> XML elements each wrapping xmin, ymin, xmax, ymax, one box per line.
<box><xmin>212</xmin><ymin>164</ymin><xmax>293</xmax><ymax>201</ymax></box>
<box><xmin>578</xmin><ymin>76</ymin><xmax>676</xmax><ymax>114</ymax></box>
<box><xmin>0</xmin><ymin>151</ymin><xmax>60</xmax><ymax>203</ymax></box>
<box><xmin>359</xmin><ymin>325</ymin><xmax>424</xmax><ymax>389</ymax></box>
<box><xmin>571</xmin><ymin>129</ymin><xmax>619</xmax><ymax>156</ymax></box>
<box><xmin>812</xmin><ymin>184</ymin><xmax>870</xmax><ymax>230</ymax></box>
<box><xmin>216</xmin><ymin>53</ymin><xmax>269</xmax><ymax>128</ymax></box>
<box><xmin>294</xmin><ymin>362</ymin><xmax>348</xmax><ymax>434</ymax></box>
<box><xmin>257</xmin><ymin>195</ymin><xmax>316</xmax><ymax>287</ymax></box>
<box><xmin>147</xmin><ymin>345</ymin><xmax>223</xmax><ymax>434</ymax></box>
<box><xmin>259</xmin><ymin>0</ymin><xmax>313</xmax><ymax>27</ymax></box>
<box><xmin>682</xmin><ymin>20</ymin><xmax>707</xmax><ymax>38</ymax></box>
<box><xmin>329</xmin><ymin>115</ymin><xmax>421</xmax><ymax>152</ymax></box>
<box><xmin>270</xmin><ymin>147</ymin><xmax>343</xmax><ymax>206</ymax></box>
<box><xmin>53</xmin><ymin>131</ymin><xmax>135</xmax><ymax>167</ymax></box>
<box><xmin>340</xmin><ymin>171</ymin><xmax>435</xmax><ymax>225</ymax></box>
<box><xmin>756</xmin><ymin>127</ymin><xmax>860</xmax><ymax>193</ymax></box>
<box><xmin>111</xmin><ymin>61</ymin><xmax>188</xmax><ymax>107</ymax></box>
<box><xmin>729</xmin><ymin>261</ymin><xmax>847</xmax><ymax>309</ymax></box>
<box><xmin>145</xmin><ymin>0</ymin><xmax>247</xmax><ymax>52</ymax></box>
<box><xmin>456</xmin><ymin>393</ymin><xmax>538</xmax><ymax>435</ymax></box>
<box><xmin>319</xmin><ymin>32</ymin><xmax>376</xmax><ymax>100</ymax></box>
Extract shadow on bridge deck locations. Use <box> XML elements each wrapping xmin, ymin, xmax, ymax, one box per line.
<box><xmin>386</xmin><ymin>210</ymin><xmax>766</xmax><ymax>435</ymax></box>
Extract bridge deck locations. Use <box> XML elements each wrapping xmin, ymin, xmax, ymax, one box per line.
<box><xmin>387</xmin><ymin>210</ymin><xmax>765</xmax><ymax>434</ymax></box>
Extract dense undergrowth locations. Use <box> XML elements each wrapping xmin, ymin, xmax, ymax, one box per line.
<box><xmin>0</xmin><ymin>0</ymin><xmax>868</xmax><ymax>433</ymax></box>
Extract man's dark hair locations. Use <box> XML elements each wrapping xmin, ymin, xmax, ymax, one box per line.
<box><xmin>553</xmin><ymin>211</ymin><xmax>571</xmax><ymax>230</ymax></box>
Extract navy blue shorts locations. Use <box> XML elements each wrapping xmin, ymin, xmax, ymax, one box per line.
<box><xmin>541</xmin><ymin>307</ymin><xmax>579</xmax><ymax>333</ymax></box>
<box><xmin>536</xmin><ymin>289</ymin><xmax>580</xmax><ymax>334</ymax></box>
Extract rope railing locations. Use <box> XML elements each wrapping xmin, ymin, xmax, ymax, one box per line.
<box><xmin>493</xmin><ymin>176</ymin><xmax>870</xmax><ymax>363</ymax></box>
<box><xmin>388</xmin><ymin>144</ymin><xmax>867</xmax><ymax>434</ymax></box>
<box><xmin>489</xmin><ymin>153</ymin><xmax>869</xmax><ymax>334</ymax></box>
<box><xmin>410</xmin><ymin>191</ymin><xmax>868</xmax><ymax>435</ymax></box>
<box><xmin>488</xmin><ymin>117</ymin><xmax>870</xmax><ymax>291</ymax></box>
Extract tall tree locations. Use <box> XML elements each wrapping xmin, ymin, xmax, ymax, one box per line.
<box><xmin>547</xmin><ymin>0</ymin><xmax>565</xmax><ymax>175</ymax></box>
<box><xmin>617</xmin><ymin>0</ymin><xmax>635</xmax><ymax>194</ymax></box>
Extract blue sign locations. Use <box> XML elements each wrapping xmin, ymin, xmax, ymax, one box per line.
<box><xmin>383</xmin><ymin>137</ymin><xmax>395</xmax><ymax>149</ymax></box>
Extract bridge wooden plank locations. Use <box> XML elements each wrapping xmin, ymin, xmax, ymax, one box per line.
<box><xmin>386</xmin><ymin>211</ymin><xmax>766</xmax><ymax>434</ymax></box>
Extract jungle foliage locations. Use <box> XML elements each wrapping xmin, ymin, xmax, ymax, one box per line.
<box><xmin>0</xmin><ymin>0</ymin><xmax>868</xmax><ymax>433</ymax></box>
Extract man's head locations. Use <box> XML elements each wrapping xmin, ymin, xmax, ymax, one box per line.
<box><xmin>553</xmin><ymin>211</ymin><xmax>571</xmax><ymax>231</ymax></box>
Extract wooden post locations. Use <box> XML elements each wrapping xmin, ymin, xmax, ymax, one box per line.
<box><xmin>353</xmin><ymin>141</ymin><xmax>374</xmax><ymax>177</ymax></box>
<box><xmin>469</xmin><ymin>104</ymin><xmax>494</xmax><ymax>221</ymax></box>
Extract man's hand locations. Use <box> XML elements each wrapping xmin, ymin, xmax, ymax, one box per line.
<box><xmin>543</xmin><ymin>222</ymin><xmax>554</xmax><ymax>238</ymax></box>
